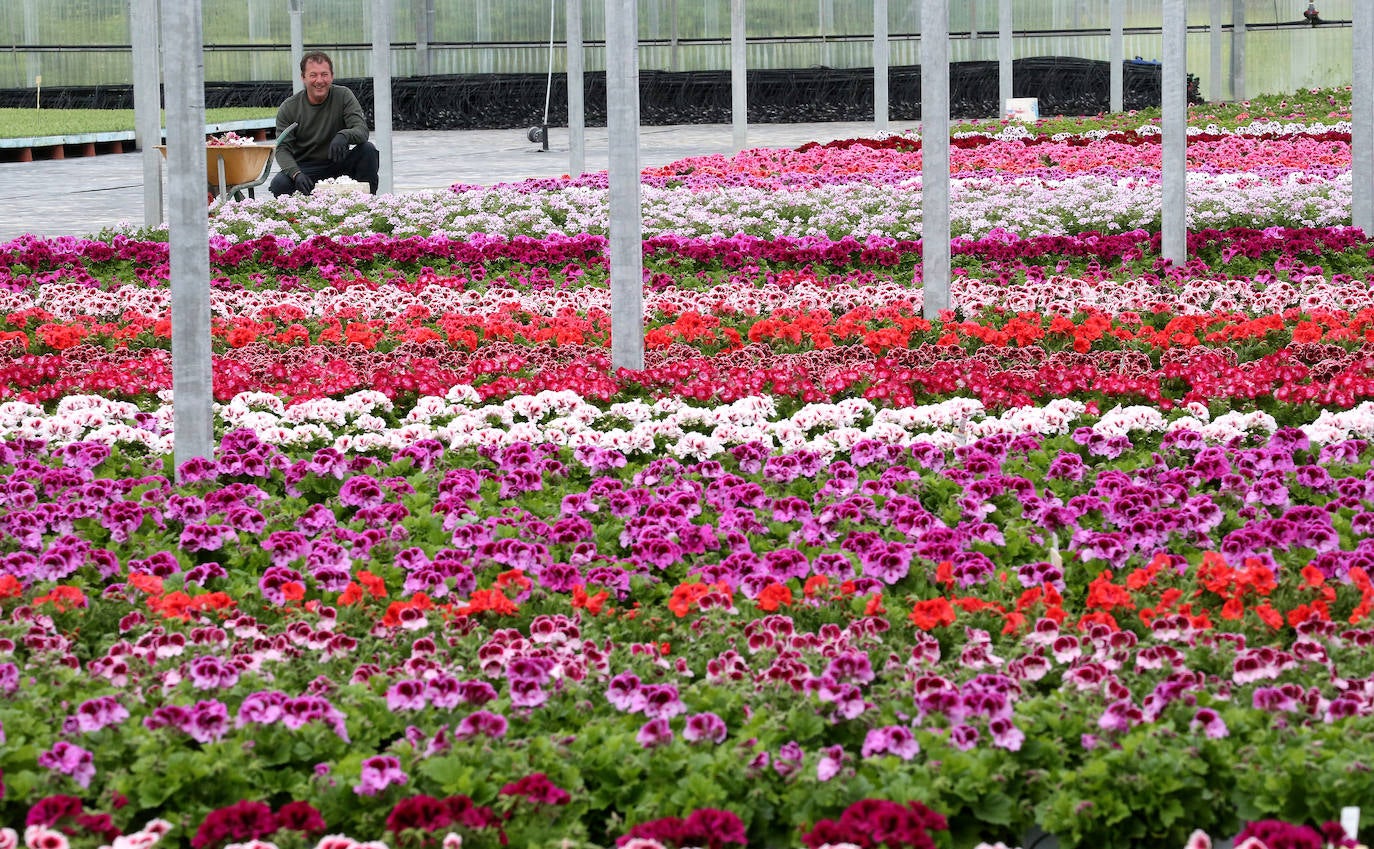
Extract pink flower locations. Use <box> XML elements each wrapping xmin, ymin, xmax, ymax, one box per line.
<box><xmin>0</xmin><ymin>829</ymin><xmax>17</xmax><ymax>849</ymax></box>
<box><xmin>23</xmin><ymin>827</ymin><xmax>70</xmax><ymax>849</ymax></box>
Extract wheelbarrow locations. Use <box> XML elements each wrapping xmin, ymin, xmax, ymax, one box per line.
<box><xmin>157</xmin><ymin>122</ymin><xmax>296</xmax><ymax>213</ymax></box>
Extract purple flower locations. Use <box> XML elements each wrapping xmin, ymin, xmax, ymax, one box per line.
<box><xmin>682</xmin><ymin>712</ymin><xmax>728</xmax><ymax>745</ymax></box>
<box><xmin>354</xmin><ymin>755</ymin><xmax>408</xmax><ymax>796</ymax></box>
<box><xmin>773</xmin><ymin>741</ymin><xmax>803</xmax><ymax>779</ymax></box>
<box><xmin>188</xmin><ymin>656</ymin><xmax>240</xmax><ymax>690</ymax></box>
<box><xmin>1190</xmin><ymin>708</ymin><xmax>1229</xmax><ymax>739</ymax></box>
<box><xmin>339</xmin><ymin>475</ymin><xmax>386</xmax><ymax>510</ymax></box>
<box><xmin>636</xmin><ymin>718</ymin><xmax>674</xmax><ymax>748</ymax></box>
<box><xmin>71</xmin><ymin>696</ymin><xmax>129</xmax><ymax>734</ymax></box>
<box><xmin>454</xmin><ymin>710</ymin><xmax>509</xmax><ymax>740</ymax></box>
<box><xmin>817</xmin><ymin>745</ymin><xmax>847</xmax><ymax>781</ymax></box>
<box><xmin>861</xmin><ymin>725</ymin><xmax>920</xmax><ymax>760</ymax></box>
<box><xmin>236</xmin><ymin>691</ymin><xmax>287</xmax><ymax>727</ymax></box>
<box><xmin>36</xmin><ymin>741</ymin><xmax>96</xmax><ymax>788</ymax></box>
<box><xmin>988</xmin><ymin>717</ymin><xmax>1025</xmax><ymax>751</ymax></box>
<box><xmin>949</xmin><ymin>724</ymin><xmax>980</xmax><ymax>751</ymax></box>
<box><xmin>145</xmin><ymin>704</ymin><xmax>193</xmax><ymax>733</ymax></box>
<box><xmin>1097</xmin><ymin>699</ymin><xmax>1143</xmax><ymax>733</ymax></box>
<box><xmin>386</xmin><ymin>679</ymin><xmax>428</xmax><ymax>712</ymax></box>
<box><xmin>640</xmin><ymin>684</ymin><xmax>685</xmax><ymax>720</ymax></box>
<box><xmin>509</xmin><ymin>679</ymin><xmax>548</xmax><ymax>708</ymax></box>
<box><xmin>187</xmin><ymin>700</ymin><xmax>231</xmax><ymax>744</ymax></box>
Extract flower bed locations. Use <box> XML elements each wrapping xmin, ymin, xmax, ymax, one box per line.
<box><xmin>2</xmin><ymin>89</ymin><xmax>1373</xmax><ymax>849</ymax></box>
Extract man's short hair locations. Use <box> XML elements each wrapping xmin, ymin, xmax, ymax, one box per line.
<box><xmin>300</xmin><ymin>51</ymin><xmax>334</xmax><ymax>75</ymax></box>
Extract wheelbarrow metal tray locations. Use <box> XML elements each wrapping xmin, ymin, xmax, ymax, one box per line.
<box><xmin>155</xmin><ymin>143</ymin><xmax>276</xmax><ymax>190</ymax></box>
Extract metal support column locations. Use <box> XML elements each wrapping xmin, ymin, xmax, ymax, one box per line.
<box><xmin>998</xmin><ymin>0</ymin><xmax>1012</xmax><ymax>117</ymax></box>
<box><xmin>372</xmin><ymin>0</ymin><xmax>394</xmax><ymax>194</ymax></box>
<box><xmin>1231</xmin><ymin>0</ymin><xmax>1245</xmax><ymax>102</ymax></box>
<box><xmin>290</xmin><ymin>0</ymin><xmax>304</xmax><ymax>94</ymax></box>
<box><xmin>922</xmin><ymin>0</ymin><xmax>950</xmax><ymax>318</ymax></box>
<box><xmin>606</xmin><ymin>0</ymin><xmax>645</xmax><ymax>370</ymax></box>
<box><xmin>415</xmin><ymin>0</ymin><xmax>434</xmax><ymax>76</ymax></box>
<box><xmin>1209</xmin><ymin>0</ymin><xmax>1223</xmax><ymax>102</ymax></box>
<box><xmin>1354</xmin><ymin>3</ymin><xmax>1373</xmax><ymax>233</ymax></box>
<box><xmin>874</xmin><ymin>0</ymin><xmax>889</xmax><ymax>131</ymax></box>
<box><xmin>732</xmin><ymin>0</ymin><xmax>747</xmax><ymax>151</ymax></box>
<box><xmin>1110</xmin><ymin>0</ymin><xmax>1124</xmax><ymax>112</ymax></box>
<box><xmin>162</xmin><ymin>0</ymin><xmax>214</xmax><ymax>467</ymax></box>
<box><xmin>131</xmin><ymin>0</ymin><xmax>163</xmax><ymax>229</ymax></box>
<box><xmin>567</xmin><ymin>0</ymin><xmax>586</xmax><ymax>176</ymax></box>
<box><xmin>1162</xmin><ymin>0</ymin><xmax>1188</xmax><ymax>265</ymax></box>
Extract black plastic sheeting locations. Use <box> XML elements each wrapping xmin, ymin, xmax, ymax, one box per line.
<box><xmin>0</xmin><ymin>57</ymin><xmax>1198</xmax><ymax>130</ymax></box>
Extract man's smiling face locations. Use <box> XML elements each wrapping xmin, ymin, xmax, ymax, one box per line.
<box><xmin>302</xmin><ymin>59</ymin><xmax>333</xmax><ymax>105</ymax></box>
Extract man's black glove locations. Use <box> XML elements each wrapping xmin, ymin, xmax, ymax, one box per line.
<box><xmin>293</xmin><ymin>172</ymin><xmax>315</xmax><ymax>194</ymax></box>
<box><xmin>329</xmin><ymin>133</ymin><xmax>349</xmax><ymax>163</ymax></box>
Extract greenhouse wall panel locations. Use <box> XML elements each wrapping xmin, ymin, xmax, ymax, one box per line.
<box><xmin>0</xmin><ymin>0</ymin><xmax>1363</xmax><ymax>94</ymax></box>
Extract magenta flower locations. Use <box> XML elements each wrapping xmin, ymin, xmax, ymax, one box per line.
<box><xmin>354</xmin><ymin>755</ymin><xmax>408</xmax><ymax>796</ymax></box>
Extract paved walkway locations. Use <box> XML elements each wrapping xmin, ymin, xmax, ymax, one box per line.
<box><xmin>0</xmin><ymin>121</ymin><xmax>895</xmax><ymax>243</ymax></box>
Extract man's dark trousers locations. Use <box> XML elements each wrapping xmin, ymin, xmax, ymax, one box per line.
<box><xmin>269</xmin><ymin>142</ymin><xmax>380</xmax><ymax>196</ymax></box>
